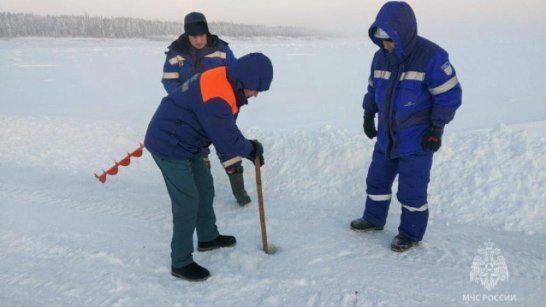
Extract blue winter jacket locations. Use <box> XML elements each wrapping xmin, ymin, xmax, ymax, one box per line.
<box><xmin>145</xmin><ymin>53</ymin><xmax>273</xmax><ymax>161</ymax></box>
<box><xmin>363</xmin><ymin>1</ymin><xmax>462</xmax><ymax>158</ymax></box>
<box><xmin>162</xmin><ymin>34</ymin><xmax>236</xmax><ymax>94</ymax></box>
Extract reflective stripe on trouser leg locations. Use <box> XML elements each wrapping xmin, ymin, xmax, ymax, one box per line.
<box><xmin>397</xmin><ymin>152</ymin><xmax>433</xmax><ymax>241</ymax></box>
<box><xmin>399</xmin><ymin>206</ymin><xmax>429</xmax><ymax>242</ymax></box>
<box><xmin>364</xmin><ymin>194</ymin><xmax>392</xmax><ymax>226</ymax></box>
<box><xmin>363</xmin><ymin>147</ymin><xmax>398</xmax><ymax>226</ymax></box>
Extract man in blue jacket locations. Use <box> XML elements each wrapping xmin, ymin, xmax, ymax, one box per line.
<box><xmin>146</xmin><ymin>53</ymin><xmax>273</xmax><ymax>281</ymax></box>
<box><xmin>350</xmin><ymin>1</ymin><xmax>462</xmax><ymax>252</ymax></box>
<box><xmin>162</xmin><ymin>12</ymin><xmax>252</xmax><ymax>206</ymax></box>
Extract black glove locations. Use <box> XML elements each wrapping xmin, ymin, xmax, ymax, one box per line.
<box><xmin>421</xmin><ymin>126</ymin><xmax>443</xmax><ymax>152</ymax></box>
<box><xmin>363</xmin><ymin>113</ymin><xmax>377</xmax><ymax>139</ymax></box>
<box><xmin>247</xmin><ymin>140</ymin><xmax>264</xmax><ymax>166</ymax></box>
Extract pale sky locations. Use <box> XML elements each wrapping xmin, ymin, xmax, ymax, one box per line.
<box><xmin>1</xmin><ymin>0</ymin><xmax>545</xmax><ymax>34</ymax></box>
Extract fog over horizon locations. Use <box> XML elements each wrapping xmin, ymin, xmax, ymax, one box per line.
<box><xmin>1</xmin><ymin>0</ymin><xmax>545</xmax><ymax>36</ymax></box>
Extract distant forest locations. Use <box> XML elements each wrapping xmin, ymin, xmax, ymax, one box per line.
<box><xmin>0</xmin><ymin>12</ymin><xmax>315</xmax><ymax>38</ymax></box>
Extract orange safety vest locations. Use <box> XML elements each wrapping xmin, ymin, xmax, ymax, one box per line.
<box><xmin>200</xmin><ymin>67</ymin><xmax>238</xmax><ymax>115</ymax></box>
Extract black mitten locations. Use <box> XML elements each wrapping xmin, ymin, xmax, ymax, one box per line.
<box><xmin>421</xmin><ymin>126</ymin><xmax>443</xmax><ymax>152</ymax></box>
<box><xmin>363</xmin><ymin>113</ymin><xmax>377</xmax><ymax>139</ymax></box>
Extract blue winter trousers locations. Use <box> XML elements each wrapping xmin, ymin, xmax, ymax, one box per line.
<box><xmin>363</xmin><ymin>148</ymin><xmax>433</xmax><ymax>241</ymax></box>
<box><xmin>152</xmin><ymin>154</ymin><xmax>219</xmax><ymax>268</ymax></box>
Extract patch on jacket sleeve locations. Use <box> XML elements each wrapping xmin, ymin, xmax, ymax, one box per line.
<box><xmin>441</xmin><ymin>61</ymin><xmax>453</xmax><ymax>76</ymax></box>
<box><xmin>168</xmin><ymin>55</ymin><xmax>185</xmax><ymax>66</ymax></box>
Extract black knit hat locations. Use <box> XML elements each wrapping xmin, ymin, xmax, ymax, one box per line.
<box><xmin>184</xmin><ymin>12</ymin><xmax>209</xmax><ymax>36</ymax></box>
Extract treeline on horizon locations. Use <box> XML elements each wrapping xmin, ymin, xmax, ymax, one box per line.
<box><xmin>0</xmin><ymin>12</ymin><xmax>315</xmax><ymax>38</ymax></box>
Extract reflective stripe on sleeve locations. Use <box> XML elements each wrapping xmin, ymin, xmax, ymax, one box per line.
<box><xmin>402</xmin><ymin>203</ymin><xmax>429</xmax><ymax>212</ymax></box>
<box><xmin>181</xmin><ymin>80</ymin><xmax>190</xmax><ymax>92</ymax></box>
<box><xmin>181</xmin><ymin>74</ymin><xmax>199</xmax><ymax>92</ymax></box>
<box><xmin>204</xmin><ymin>51</ymin><xmax>227</xmax><ymax>59</ymax></box>
<box><xmin>162</xmin><ymin>72</ymin><xmax>180</xmax><ymax>80</ymax></box>
<box><xmin>168</xmin><ymin>55</ymin><xmax>185</xmax><ymax>65</ymax></box>
<box><xmin>222</xmin><ymin>156</ymin><xmax>242</xmax><ymax>168</ymax></box>
<box><xmin>368</xmin><ymin>78</ymin><xmax>373</xmax><ymax>87</ymax></box>
<box><xmin>429</xmin><ymin>76</ymin><xmax>459</xmax><ymax>95</ymax></box>
<box><xmin>368</xmin><ymin>194</ymin><xmax>392</xmax><ymax>201</ymax></box>
<box><xmin>373</xmin><ymin>70</ymin><xmax>391</xmax><ymax>80</ymax></box>
<box><xmin>400</xmin><ymin>71</ymin><xmax>425</xmax><ymax>81</ymax></box>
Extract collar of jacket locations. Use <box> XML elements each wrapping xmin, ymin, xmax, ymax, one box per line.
<box><xmin>167</xmin><ymin>33</ymin><xmax>223</xmax><ymax>55</ymax></box>
<box><xmin>226</xmin><ymin>68</ymin><xmax>248</xmax><ymax>108</ymax></box>
<box><xmin>233</xmin><ymin>80</ymin><xmax>249</xmax><ymax>108</ymax></box>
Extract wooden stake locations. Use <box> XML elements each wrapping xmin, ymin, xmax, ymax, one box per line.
<box><xmin>255</xmin><ymin>157</ymin><xmax>269</xmax><ymax>254</ymax></box>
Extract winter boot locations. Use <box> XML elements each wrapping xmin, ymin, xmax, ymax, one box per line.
<box><xmin>390</xmin><ymin>234</ymin><xmax>418</xmax><ymax>252</ymax></box>
<box><xmin>198</xmin><ymin>234</ymin><xmax>237</xmax><ymax>251</ymax></box>
<box><xmin>350</xmin><ymin>218</ymin><xmax>384</xmax><ymax>232</ymax></box>
<box><xmin>171</xmin><ymin>262</ymin><xmax>210</xmax><ymax>281</ymax></box>
<box><xmin>227</xmin><ymin>168</ymin><xmax>251</xmax><ymax>206</ymax></box>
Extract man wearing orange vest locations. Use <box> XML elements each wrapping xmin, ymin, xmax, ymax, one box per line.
<box><xmin>145</xmin><ymin>53</ymin><xmax>273</xmax><ymax>281</ymax></box>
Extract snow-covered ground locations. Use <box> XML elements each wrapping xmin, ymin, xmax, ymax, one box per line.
<box><xmin>1</xmin><ymin>37</ymin><xmax>545</xmax><ymax>306</ymax></box>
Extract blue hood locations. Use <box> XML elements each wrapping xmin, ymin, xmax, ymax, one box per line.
<box><xmin>369</xmin><ymin>1</ymin><xmax>418</xmax><ymax>61</ymax></box>
<box><xmin>227</xmin><ymin>53</ymin><xmax>273</xmax><ymax>92</ymax></box>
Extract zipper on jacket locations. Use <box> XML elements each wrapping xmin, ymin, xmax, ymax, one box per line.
<box><xmin>385</xmin><ymin>63</ymin><xmax>404</xmax><ymax>158</ymax></box>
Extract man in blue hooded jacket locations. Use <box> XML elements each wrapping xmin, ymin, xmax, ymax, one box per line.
<box><xmin>350</xmin><ymin>1</ymin><xmax>462</xmax><ymax>252</ymax></box>
<box><xmin>145</xmin><ymin>53</ymin><xmax>273</xmax><ymax>281</ymax></box>
<box><xmin>162</xmin><ymin>12</ymin><xmax>252</xmax><ymax>206</ymax></box>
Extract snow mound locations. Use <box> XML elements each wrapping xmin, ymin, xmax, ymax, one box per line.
<box><xmin>1</xmin><ymin>116</ymin><xmax>544</xmax><ymax>235</ymax></box>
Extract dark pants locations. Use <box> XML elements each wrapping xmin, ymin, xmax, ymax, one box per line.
<box><xmin>152</xmin><ymin>154</ymin><xmax>219</xmax><ymax>268</ymax></box>
<box><xmin>362</xmin><ymin>148</ymin><xmax>433</xmax><ymax>241</ymax></box>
